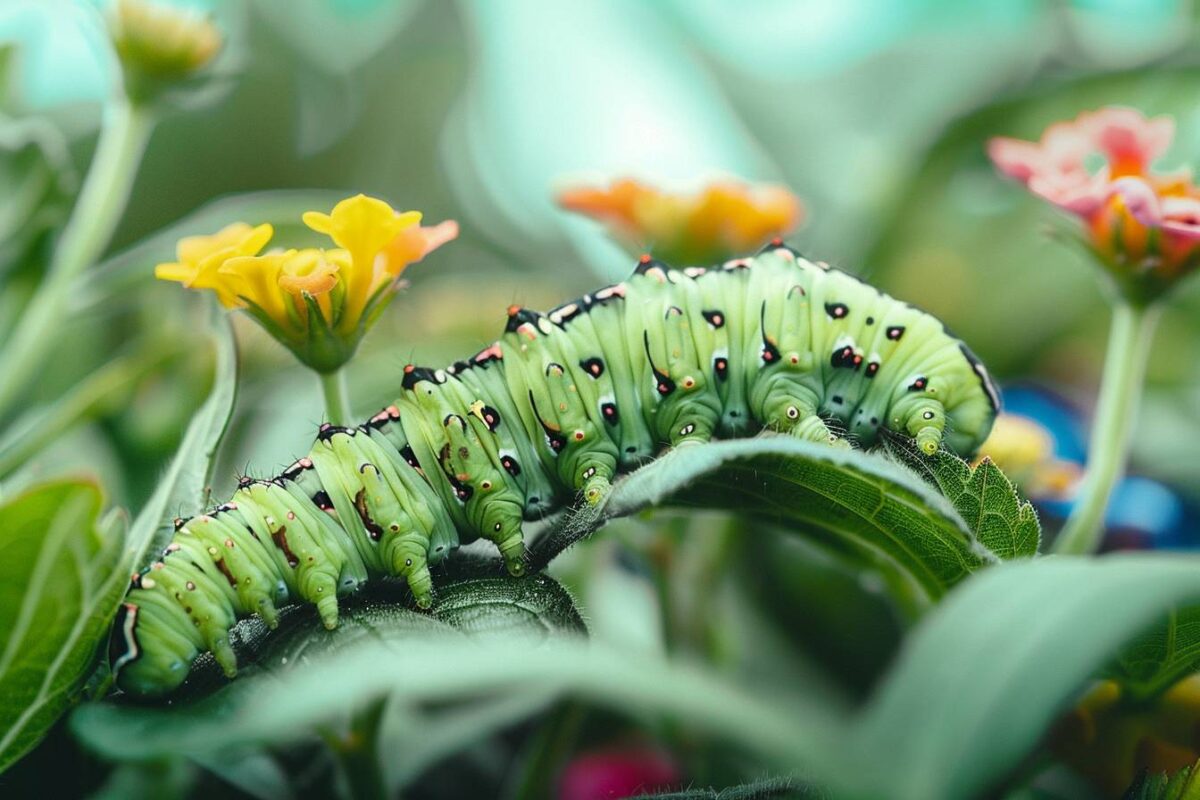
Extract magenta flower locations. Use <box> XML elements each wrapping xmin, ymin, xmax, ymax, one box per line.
<box><xmin>557</xmin><ymin>747</ymin><xmax>679</xmax><ymax>800</ymax></box>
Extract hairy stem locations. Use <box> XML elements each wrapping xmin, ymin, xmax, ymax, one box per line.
<box><xmin>0</xmin><ymin>98</ymin><xmax>154</xmax><ymax>420</ymax></box>
<box><xmin>1053</xmin><ymin>300</ymin><xmax>1160</xmax><ymax>555</ymax></box>
<box><xmin>320</xmin><ymin>368</ymin><xmax>352</xmax><ymax>426</ymax></box>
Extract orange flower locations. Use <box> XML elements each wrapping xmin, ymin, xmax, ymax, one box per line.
<box><xmin>558</xmin><ymin>178</ymin><xmax>802</xmax><ymax>265</ymax></box>
<box><xmin>989</xmin><ymin>106</ymin><xmax>1200</xmax><ymax>301</ymax></box>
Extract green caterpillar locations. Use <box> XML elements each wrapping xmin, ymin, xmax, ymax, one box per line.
<box><xmin>110</xmin><ymin>243</ymin><xmax>999</xmax><ymax>697</ymax></box>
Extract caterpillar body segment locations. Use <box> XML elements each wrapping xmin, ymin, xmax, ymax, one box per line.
<box><xmin>111</xmin><ymin>245</ymin><xmax>999</xmax><ymax>697</ymax></box>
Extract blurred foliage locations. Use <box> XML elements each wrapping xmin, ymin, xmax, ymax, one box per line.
<box><xmin>3</xmin><ymin>1</ymin><xmax>1200</xmax><ymax>799</ymax></box>
<box><xmin>0</xmin><ymin>479</ymin><xmax>125</xmax><ymax>772</ymax></box>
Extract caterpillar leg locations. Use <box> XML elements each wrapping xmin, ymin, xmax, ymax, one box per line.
<box><xmin>537</xmin><ymin>361</ymin><xmax>619</xmax><ymax>507</ymax></box>
<box><xmin>752</xmin><ymin>378</ymin><xmax>845</xmax><ymax>448</ymax></box>
<box><xmin>902</xmin><ymin>398</ymin><xmax>947</xmax><ymax>455</ymax></box>
<box><xmin>386</xmin><ymin>532</ymin><xmax>434</xmax><ymax>608</ymax></box>
<box><xmin>440</xmin><ymin>412</ymin><xmax>529</xmax><ymax>577</ymax></box>
<box><xmin>790</xmin><ymin>413</ymin><xmax>844</xmax><ymax>446</ymax></box>
<box><xmin>886</xmin><ymin>376</ymin><xmax>950</xmax><ymax>455</ymax></box>
<box><xmin>646</xmin><ymin>309</ymin><xmax>722</xmax><ymax>449</ymax></box>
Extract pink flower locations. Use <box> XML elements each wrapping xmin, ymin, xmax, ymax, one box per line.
<box><xmin>557</xmin><ymin>747</ymin><xmax>680</xmax><ymax>800</ymax></box>
<box><xmin>1088</xmin><ymin>106</ymin><xmax>1174</xmax><ymax>176</ymax></box>
<box><xmin>988</xmin><ymin>122</ymin><xmax>1107</xmax><ymax>215</ymax></box>
<box><xmin>989</xmin><ymin>106</ymin><xmax>1200</xmax><ymax>296</ymax></box>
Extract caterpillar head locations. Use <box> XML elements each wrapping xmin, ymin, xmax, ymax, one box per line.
<box><xmin>110</xmin><ymin>600</ymin><xmax>198</xmax><ymax>698</ymax></box>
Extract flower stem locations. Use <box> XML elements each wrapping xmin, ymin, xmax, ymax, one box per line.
<box><xmin>1053</xmin><ymin>300</ymin><xmax>1160</xmax><ymax>555</ymax></box>
<box><xmin>0</xmin><ymin>98</ymin><xmax>153</xmax><ymax>420</ymax></box>
<box><xmin>320</xmin><ymin>368</ymin><xmax>352</xmax><ymax>426</ymax></box>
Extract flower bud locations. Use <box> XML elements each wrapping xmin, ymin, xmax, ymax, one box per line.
<box><xmin>109</xmin><ymin>0</ymin><xmax>222</xmax><ymax>104</ymax></box>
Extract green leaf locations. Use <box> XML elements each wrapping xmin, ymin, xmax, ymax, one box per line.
<box><xmin>77</xmin><ymin>189</ymin><xmax>347</xmax><ymax>307</ymax></box>
<box><xmin>123</xmin><ymin>307</ymin><xmax>238</xmax><ymax>565</ymax></box>
<box><xmin>1122</xmin><ymin>759</ymin><xmax>1200</xmax><ymax>800</ymax></box>
<box><xmin>0</xmin><ymin>479</ymin><xmax>126</xmax><ymax>773</ymax></box>
<box><xmin>882</xmin><ymin>435</ymin><xmax>1041</xmax><ymax>559</ymax></box>
<box><xmin>71</xmin><ymin>570</ymin><xmax>840</xmax><ymax>778</ymax></box>
<box><xmin>849</xmin><ymin>554</ymin><xmax>1200</xmax><ymax>800</ymax></box>
<box><xmin>1108</xmin><ymin>606</ymin><xmax>1200</xmax><ymax>702</ymax></box>
<box><xmin>532</xmin><ymin>437</ymin><xmax>995</xmax><ymax>602</ymax></box>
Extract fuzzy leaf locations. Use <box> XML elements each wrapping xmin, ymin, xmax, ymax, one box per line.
<box><xmin>882</xmin><ymin>435</ymin><xmax>1040</xmax><ymax>559</ymax></box>
<box><xmin>73</xmin><ymin>625</ymin><xmax>835</xmax><ymax>784</ymax></box>
<box><xmin>532</xmin><ymin>437</ymin><xmax>994</xmax><ymax>602</ymax></box>
<box><xmin>67</xmin><ymin>569</ymin><xmax>836</xmax><ymax>787</ymax></box>
<box><xmin>630</xmin><ymin>776</ymin><xmax>820</xmax><ymax>799</ymax></box>
<box><xmin>0</xmin><ymin>480</ymin><xmax>126</xmax><ymax>773</ymax></box>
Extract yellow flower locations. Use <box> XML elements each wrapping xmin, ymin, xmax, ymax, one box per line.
<box><xmin>154</xmin><ymin>222</ymin><xmax>274</xmax><ymax>308</ymax></box>
<box><xmin>974</xmin><ymin>413</ymin><xmax>1080</xmax><ymax>500</ymax></box>
<box><xmin>302</xmin><ymin>194</ymin><xmax>421</xmax><ymax>334</ymax></box>
<box><xmin>110</xmin><ymin>0</ymin><xmax>221</xmax><ymax>103</ymax></box>
<box><xmin>558</xmin><ymin>178</ymin><xmax>803</xmax><ymax>265</ymax></box>
<box><xmin>155</xmin><ymin>194</ymin><xmax>456</xmax><ymax>372</ymax></box>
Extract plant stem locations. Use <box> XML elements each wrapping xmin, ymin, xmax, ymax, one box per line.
<box><xmin>1053</xmin><ymin>300</ymin><xmax>1160</xmax><ymax>555</ymax></box>
<box><xmin>322</xmin><ymin>698</ymin><xmax>388</xmax><ymax>800</ymax></box>
<box><xmin>0</xmin><ymin>98</ymin><xmax>153</xmax><ymax>420</ymax></box>
<box><xmin>320</xmin><ymin>368</ymin><xmax>352</xmax><ymax>425</ymax></box>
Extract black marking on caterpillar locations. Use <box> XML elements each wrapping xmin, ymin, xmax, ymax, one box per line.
<box><xmin>825</xmin><ymin>302</ymin><xmax>849</xmax><ymax>319</ymax></box>
<box><xmin>110</xmin><ymin>247</ymin><xmax>1000</xmax><ymax>698</ymax></box>
<box><xmin>579</xmin><ymin>357</ymin><xmax>605</xmax><ymax>378</ymax></box>
<box><xmin>759</xmin><ymin>302</ymin><xmax>781</xmax><ymax>365</ymax></box>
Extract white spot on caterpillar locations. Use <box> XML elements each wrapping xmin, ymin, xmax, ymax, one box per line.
<box><xmin>833</xmin><ymin>334</ymin><xmax>858</xmax><ymax>351</ymax></box>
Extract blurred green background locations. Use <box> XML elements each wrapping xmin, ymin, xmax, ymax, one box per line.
<box><xmin>4</xmin><ymin>0</ymin><xmax>1198</xmax><ymax>513</ymax></box>
<box><xmin>3</xmin><ymin>2</ymin><xmax>1200</xmax><ymax>796</ymax></box>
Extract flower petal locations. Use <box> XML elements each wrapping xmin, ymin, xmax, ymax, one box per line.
<box><xmin>278</xmin><ymin>248</ymin><xmax>340</xmax><ymax>296</ymax></box>
<box><xmin>1161</xmin><ymin>196</ymin><xmax>1200</xmax><ymax>240</ymax></box>
<box><xmin>987</xmin><ymin>137</ymin><xmax>1047</xmax><ymax>183</ymax></box>
<box><xmin>219</xmin><ymin>253</ymin><xmax>289</xmax><ymax>323</ymax></box>
<box><xmin>382</xmin><ymin>220</ymin><xmax>460</xmax><ymax>276</ymax></box>
<box><xmin>301</xmin><ymin>211</ymin><xmax>333</xmax><ymax>235</ymax></box>
<box><xmin>1108</xmin><ymin>176</ymin><xmax>1163</xmax><ymax>227</ymax></box>
<box><xmin>154</xmin><ymin>261</ymin><xmax>196</xmax><ymax>284</ymax></box>
<box><xmin>1084</xmin><ymin>106</ymin><xmax>1175</xmax><ymax>176</ymax></box>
